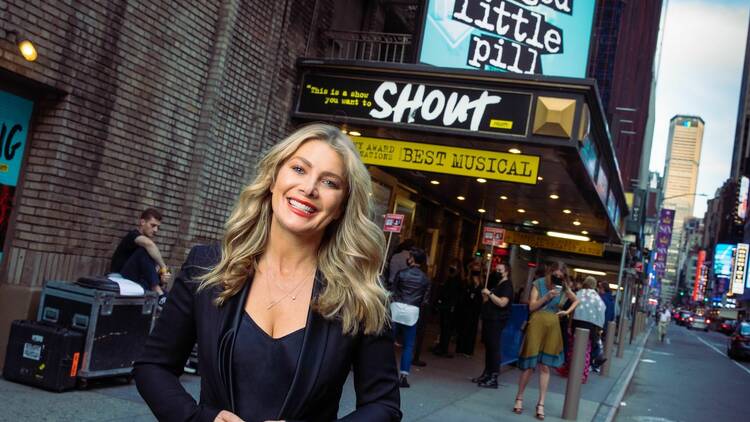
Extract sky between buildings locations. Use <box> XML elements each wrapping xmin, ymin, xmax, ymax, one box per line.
<box><xmin>650</xmin><ymin>0</ymin><xmax>750</xmax><ymax>217</ymax></box>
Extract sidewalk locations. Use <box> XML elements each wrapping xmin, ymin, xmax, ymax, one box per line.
<box><xmin>0</xmin><ymin>325</ymin><xmax>650</xmax><ymax>422</ymax></box>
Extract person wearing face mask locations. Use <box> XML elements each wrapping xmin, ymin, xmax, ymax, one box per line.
<box><xmin>456</xmin><ymin>260</ymin><xmax>484</xmax><ymax>356</ymax></box>
<box><xmin>432</xmin><ymin>258</ymin><xmax>463</xmax><ymax>357</ymax></box>
<box><xmin>474</xmin><ymin>262</ymin><xmax>514</xmax><ymax>388</ymax></box>
<box><xmin>513</xmin><ymin>261</ymin><xmax>579</xmax><ymax>420</ymax></box>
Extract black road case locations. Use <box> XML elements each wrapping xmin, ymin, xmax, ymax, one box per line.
<box><xmin>3</xmin><ymin>320</ymin><xmax>84</xmax><ymax>392</ymax></box>
<box><xmin>37</xmin><ymin>280</ymin><xmax>158</xmax><ymax>382</ymax></box>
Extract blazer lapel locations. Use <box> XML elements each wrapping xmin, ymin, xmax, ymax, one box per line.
<box><xmin>277</xmin><ymin>271</ymin><xmax>331</xmax><ymax>419</ymax></box>
<box><xmin>217</xmin><ymin>276</ymin><xmax>252</xmax><ymax>413</ymax></box>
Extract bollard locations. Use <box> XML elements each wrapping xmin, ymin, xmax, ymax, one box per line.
<box><xmin>602</xmin><ymin>321</ymin><xmax>616</xmax><ymax>376</ymax></box>
<box><xmin>616</xmin><ymin>315</ymin><xmax>626</xmax><ymax>358</ymax></box>
<box><xmin>563</xmin><ymin>327</ymin><xmax>590</xmax><ymax>420</ymax></box>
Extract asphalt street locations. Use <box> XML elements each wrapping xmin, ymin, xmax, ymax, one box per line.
<box><xmin>615</xmin><ymin>322</ymin><xmax>750</xmax><ymax>422</ymax></box>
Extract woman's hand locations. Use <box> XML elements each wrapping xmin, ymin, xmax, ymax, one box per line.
<box><xmin>556</xmin><ymin>310</ymin><xmax>568</xmax><ymax>317</ymax></box>
<box><xmin>215</xmin><ymin>410</ymin><xmax>244</xmax><ymax>422</ymax></box>
<box><xmin>547</xmin><ymin>289</ymin><xmax>560</xmax><ymax>299</ymax></box>
<box><xmin>481</xmin><ymin>288</ymin><xmax>491</xmax><ymax>297</ymax></box>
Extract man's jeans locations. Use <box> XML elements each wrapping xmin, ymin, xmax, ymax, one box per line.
<box><xmin>393</xmin><ymin>322</ymin><xmax>418</xmax><ymax>375</ymax></box>
<box><xmin>120</xmin><ymin>248</ymin><xmax>159</xmax><ymax>291</ymax></box>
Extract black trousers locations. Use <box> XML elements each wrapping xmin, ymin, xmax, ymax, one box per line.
<box><xmin>436</xmin><ymin>308</ymin><xmax>455</xmax><ymax>352</ymax></box>
<box><xmin>481</xmin><ymin>318</ymin><xmax>507</xmax><ymax>375</ymax></box>
<box><xmin>120</xmin><ymin>247</ymin><xmax>159</xmax><ymax>291</ymax></box>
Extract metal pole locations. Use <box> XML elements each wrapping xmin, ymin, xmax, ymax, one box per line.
<box><xmin>617</xmin><ymin>281</ymin><xmax>629</xmax><ymax>358</ymax></box>
<box><xmin>380</xmin><ymin>232</ymin><xmax>393</xmax><ymax>275</ymax></box>
<box><xmin>563</xmin><ymin>327</ymin><xmax>590</xmax><ymax>420</ymax></box>
<box><xmin>602</xmin><ymin>321</ymin><xmax>616</xmax><ymax>376</ymax></box>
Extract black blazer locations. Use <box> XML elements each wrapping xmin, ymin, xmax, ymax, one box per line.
<box><xmin>134</xmin><ymin>245</ymin><xmax>401</xmax><ymax>422</ymax></box>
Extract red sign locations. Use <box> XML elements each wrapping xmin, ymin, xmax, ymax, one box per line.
<box><xmin>482</xmin><ymin>227</ymin><xmax>505</xmax><ymax>245</ymax></box>
<box><xmin>383</xmin><ymin>214</ymin><xmax>405</xmax><ymax>233</ymax></box>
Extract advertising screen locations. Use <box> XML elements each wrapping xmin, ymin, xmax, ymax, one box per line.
<box><xmin>419</xmin><ymin>0</ymin><xmax>596</xmax><ymax>78</ymax></box>
<box><xmin>738</xmin><ymin>176</ymin><xmax>749</xmax><ymax>221</ymax></box>
<box><xmin>714</xmin><ymin>244</ymin><xmax>735</xmax><ymax>277</ymax></box>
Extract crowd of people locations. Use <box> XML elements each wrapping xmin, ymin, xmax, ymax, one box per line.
<box><xmin>386</xmin><ymin>245</ymin><xmax>618</xmax><ymax>420</ymax></box>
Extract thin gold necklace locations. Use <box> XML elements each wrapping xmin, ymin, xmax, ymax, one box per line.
<box><xmin>262</xmin><ymin>266</ymin><xmax>315</xmax><ymax>310</ymax></box>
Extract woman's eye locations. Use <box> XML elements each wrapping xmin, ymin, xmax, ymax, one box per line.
<box><xmin>292</xmin><ymin>165</ymin><xmax>304</xmax><ymax>174</ymax></box>
<box><xmin>322</xmin><ymin>179</ymin><xmax>339</xmax><ymax>188</ymax></box>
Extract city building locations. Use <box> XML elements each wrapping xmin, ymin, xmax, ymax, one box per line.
<box><xmin>661</xmin><ymin>115</ymin><xmax>705</xmax><ymax>301</ymax></box>
<box><xmin>587</xmin><ymin>0</ymin><xmax>664</xmax><ymax>192</ymax></box>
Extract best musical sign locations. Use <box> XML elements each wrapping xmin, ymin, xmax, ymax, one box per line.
<box><xmin>353</xmin><ymin>137</ymin><xmax>539</xmax><ymax>184</ymax></box>
<box><xmin>295</xmin><ymin>72</ymin><xmax>531</xmax><ymax>137</ymax></box>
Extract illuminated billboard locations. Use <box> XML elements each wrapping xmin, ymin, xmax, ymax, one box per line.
<box><xmin>731</xmin><ymin>243</ymin><xmax>748</xmax><ymax>296</ymax></box>
<box><xmin>714</xmin><ymin>244</ymin><xmax>734</xmax><ymax>277</ymax></box>
<box><xmin>738</xmin><ymin>176</ymin><xmax>749</xmax><ymax>222</ymax></box>
<box><xmin>418</xmin><ymin>0</ymin><xmax>596</xmax><ymax>78</ymax></box>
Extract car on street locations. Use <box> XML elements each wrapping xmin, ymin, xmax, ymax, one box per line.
<box><xmin>677</xmin><ymin>310</ymin><xmax>693</xmax><ymax>326</ymax></box>
<box><xmin>718</xmin><ymin>319</ymin><xmax>737</xmax><ymax>335</ymax></box>
<box><xmin>728</xmin><ymin>321</ymin><xmax>750</xmax><ymax>360</ymax></box>
<box><xmin>687</xmin><ymin>314</ymin><xmax>710</xmax><ymax>331</ymax></box>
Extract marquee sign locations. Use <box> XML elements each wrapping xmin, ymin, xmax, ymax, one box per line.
<box><xmin>295</xmin><ymin>72</ymin><xmax>532</xmax><ymax>137</ymax></box>
<box><xmin>353</xmin><ymin>137</ymin><xmax>539</xmax><ymax>184</ymax></box>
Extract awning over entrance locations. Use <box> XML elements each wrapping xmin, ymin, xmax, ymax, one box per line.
<box><xmin>293</xmin><ymin>59</ymin><xmax>628</xmax><ymax>247</ymax></box>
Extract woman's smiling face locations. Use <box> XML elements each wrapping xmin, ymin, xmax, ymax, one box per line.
<box><xmin>270</xmin><ymin>139</ymin><xmax>347</xmax><ymax>239</ymax></box>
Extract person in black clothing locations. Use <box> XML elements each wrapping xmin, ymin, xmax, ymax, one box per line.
<box><xmin>456</xmin><ymin>261</ymin><xmax>483</xmax><ymax>356</ymax></box>
<box><xmin>111</xmin><ymin>208</ymin><xmax>171</xmax><ymax>297</ymax></box>
<box><xmin>475</xmin><ymin>262</ymin><xmax>514</xmax><ymax>388</ymax></box>
<box><xmin>391</xmin><ymin>247</ymin><xmax>432</xmax><ymax>388</ymax></box>
<box><xmin>432</xmin><ymin>259</ymin><xmax>463</xmax><ymax>357</ymax></box>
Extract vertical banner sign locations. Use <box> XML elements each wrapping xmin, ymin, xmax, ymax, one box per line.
<box><xmin>419</xmin><ymin>0</ymin><xmax>596</xmax><ymax>78</ymax></box>
<box><xmin>692</xmin><ymin>250</ymin><xmax>706</xmax><ymax>302</ymax></box>
<box><xmin>0</xmin><ymin>90</ymin><xmax>33</xmax><ymax>264</ymax></box>
<box><xmin>654</xmin><ymin>209</ymin><xmax>675</xmax><ymax>278</ymax></box>
<box><xmin>730</xmin><ymin>243</ymin><xmax>748</xmax><ymax>296</ymax></box>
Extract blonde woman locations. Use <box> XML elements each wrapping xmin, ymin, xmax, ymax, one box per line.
<box><xmin>134</xmin><ymin>123</ymin><xmax>401</xmax><ymax>422</ymax></box>
<box><xmin>513</xmin><ymin>262</ymin><xmax>579</xmax><ymax>420</ymax></box>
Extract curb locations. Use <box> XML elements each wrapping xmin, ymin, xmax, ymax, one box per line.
<box><xmin>591</xmin><ymin>325</ymin><xmax>652</xmax><ymax>422</ymax></box>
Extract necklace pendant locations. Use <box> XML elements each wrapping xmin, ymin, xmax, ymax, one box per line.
<box><xmin>292</xmin><ymin>295</ymin><xmax>296</xmax><ymax>300</ymax></box>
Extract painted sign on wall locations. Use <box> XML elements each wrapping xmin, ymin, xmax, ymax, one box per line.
<box><xmin>0</xmin><ymin>90</ymin><xmax>33</xmax><ymax>263</ymax></box>
<box><xmin>419</xmin><ymin>0</ymin><xmax>596</xmax><ymax>78</ymax></box>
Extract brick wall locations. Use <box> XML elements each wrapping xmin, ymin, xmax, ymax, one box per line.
<box><xmin>0</xmin><ymin>0</ymin><xmax>334</xmax><ymax>287</ymax></box>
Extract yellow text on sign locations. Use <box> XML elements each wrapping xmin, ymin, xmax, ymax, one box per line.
<box><xmin>504</xmin><ymin>231</ymin><xmax>604</xmax><ymax>257</ymax></box>
<box><xmin>353</xmin><ymin>137</ymin><xmax>539</xmax><ymax>185</ymax></box>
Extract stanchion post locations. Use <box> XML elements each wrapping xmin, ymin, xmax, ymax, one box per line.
<box><xmin>602</xmin><ymin>321</ymin><xmax>616</xmax><ymax>376</ymax></box>
<box><xmin>616</xmin><ymin>312</ymin><xmax>626</xmax><ymax>358</ymax></box>
<box><xmin>563</xmin><ymin>327</ymin><xmax>590</xmax><ymax>420</ymax></box>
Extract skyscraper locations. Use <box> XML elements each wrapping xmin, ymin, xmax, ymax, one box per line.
<box><xmin>661</xmin><ymin>115</ymin><xmax>705</xmax><ymax>301</ymax></box>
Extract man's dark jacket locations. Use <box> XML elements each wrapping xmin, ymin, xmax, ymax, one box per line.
<box><xmin>134</xmin><ymin>244</ymin><xmax>401</xmax><ymax>421</ymax></box>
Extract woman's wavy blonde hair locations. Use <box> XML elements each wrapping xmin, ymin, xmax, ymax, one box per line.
<box><xmin>199</xmin><ymin>123</ymin><xmax>389</xmax><ymax>335</ymax></box>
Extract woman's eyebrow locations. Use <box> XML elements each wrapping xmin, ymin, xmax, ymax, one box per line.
<box><xmin>291</xmin><ymin>156</ymin><xmax>344</xmax><ymax>181</ymax></box>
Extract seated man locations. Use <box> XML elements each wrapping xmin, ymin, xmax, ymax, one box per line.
<box><xmin>111</xmin><ymin>208</ymin><xmax>170</xmax><ymax>298</ymax></box>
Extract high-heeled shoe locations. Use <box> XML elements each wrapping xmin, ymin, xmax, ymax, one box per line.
<box><xmin>535</xmin><ymin>403</ymin><xmax>545</xmax><ymax>420</ymax></box>
<box><xmin>512</xmin><ymin>397</ymin><xmax>523</xmax><ymax>414</ymax></box>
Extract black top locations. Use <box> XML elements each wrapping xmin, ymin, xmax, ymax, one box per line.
<box><xmin>481</xmin><ymin>278</ymin><xmax>513</xmax><ymax>320</ymax></box>
<box><xmin>233</xmin><ymin>312</ymin><xmax>305</xmax><ymax>422</ymax></box>
<box><xmin>110</xmin><ymin>229</ymin><xmax>140</xmax><ymax>272</ymax></box>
